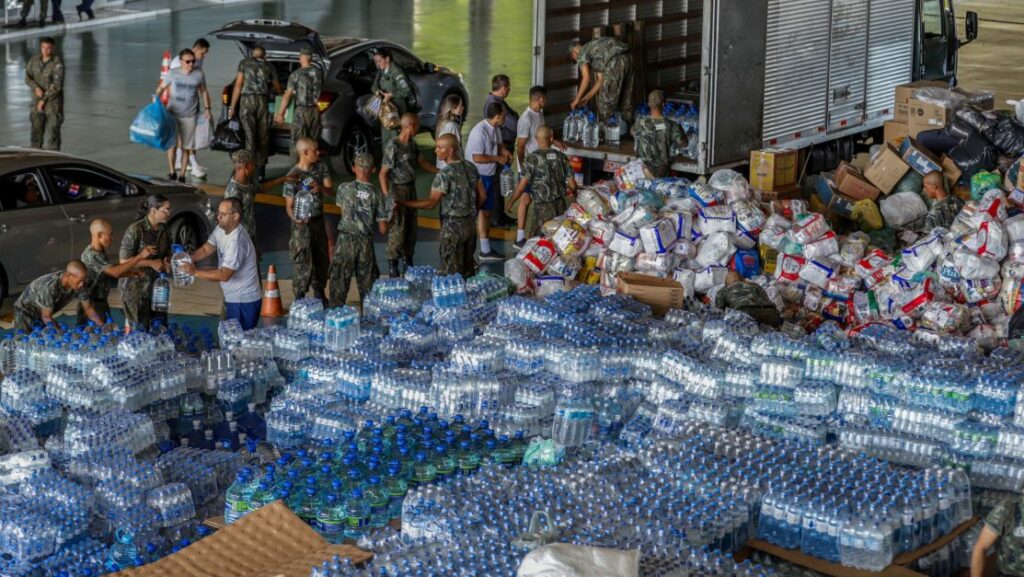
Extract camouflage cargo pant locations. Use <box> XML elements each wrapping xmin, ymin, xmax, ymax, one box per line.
<box><xmin>529</xmin><ymin>198</ymin><xmax>567</xmax><ymax>237</ymax></box>
<box><xmin>596</xmin><ymin>53</ymin><xmax>634</xmax><ymax>125</ymax></box>
<box><xmin>328</xmin><ymin>232</ymin><xmax>378</xmax><ymax>307</ymax></box>
<box><xmin>740</xmin><ymin>305</ymin><xmax>782</xmax><ymax>328</ymax></box>
<box><xmin>239</xmin><ymin>94</ymin><xmax>271</xmax><ymax>166</ymax></box>
<box><xmin>31</xmin><ymin>103</ymin><xmax>62</xmax><ymax>151</ymax></box>
<box><xmin>121</xmin><ymin>277</ymin><xmax>168</xmax><ymax>331</ymax></box>
<box><xmin>439</xmin><ymin>216</ymin><xmax>477</xmax><ymax>278</ymax></box>
<box><xmin>386</xmin><ymin>182</ymin><xmax>417</xmax><ymax>262</ymax></box>
<box><xmin>12</xmin><ymin>304</ymin><xmax>42</xmax><ymax>332</ymax></box>
<box><xmin>289</xmin><ymin>215</ymin><xmax>330</xmax><ymax>298</ymax></box>
<box><xmin>290</xmin><ymin>105</ymin><xmax>322</xmax><ymax>162</ymax></box>
<box><xmin>76</xmin><ymin>299</ymin><xmax>110</xmax><ymax>327</ymax></box>
<box><xmin>21</xmin><ymin>0</ymin><xmax>47</xmax><ymax>20</ymax></box>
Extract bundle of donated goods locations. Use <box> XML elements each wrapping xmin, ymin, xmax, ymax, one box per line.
<box><xmin>505</xmin><ymin>155</ymin><xmax>1024</xmax><ymax>348</ymax></box>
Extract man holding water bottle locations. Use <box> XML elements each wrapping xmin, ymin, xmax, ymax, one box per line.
<box><xmin>283</xmin><ymin>137</ymin><xmax>333</xmax><ymax>301</ymax></box>
<box><xmin>181</xmin><ymin>198</ymin><xmax>262</xmax><ymax>330</ymax></box>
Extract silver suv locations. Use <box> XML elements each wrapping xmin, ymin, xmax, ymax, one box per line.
<box><xmin>213</xmin><ymin>20</ymin><xmax>470</xmax><ymax>174</ymax></box>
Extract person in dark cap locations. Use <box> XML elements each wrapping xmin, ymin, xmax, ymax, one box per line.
<box><xmin>329</xmin><ymin>153</ymin><xmax>392</xmax><ymax>306</ymax></box>
<box><xmin>275</xmin><ymin>45</ymin><xmax>324</xmax><ymax>162</ymax></box>
<box><xmin>224</xmin><ymin>149</ymin><xmax>288</xmax><ymax>245</ymax></box>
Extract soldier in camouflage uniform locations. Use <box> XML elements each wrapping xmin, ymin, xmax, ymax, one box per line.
<box><xmin>228</xmin><ymin>46</ymin><xmax>282</xmax><ymax>168</ymax></box>
<box><xmin>328</xmin><ymin>154</ymin><xmax>392</xmax><ymax>307</ymax></box>
<box><xmin>380</xmin><ymin>113</ymin><xmax>438</xmax><ymax>277</ymax></box>
<box><xmin>224</xmin><ymin>149</ymin><xmax>287</xmax><ymax>245</ymax></box>
<box><xmin>510</xmin><ymin>126</ymin><xmax>576</xmax><ymax>237</ymax></box>
<box><xmin>400</xmin><ymin>134</ymin><xmax>485</xmax><ymax>278</ymax></box>
<box><xmin>119</xmin><ymin>195</ymin><xmax>173</xmax><ymax>331</ymax></box>
<box><xmin>972</xmin><ymin>495</ymin><xmax>1024</xmax><ymax>577</ymax></box>
<box><xmin>570</xmin><ymin>36</ymin><xmax>634</xmax><ymax>123</ymax></box>
<box><xmin>714</xmin><ymin>272</ymin><xmax>781</xmax><ymax>328</ymax></box>
<box><xmin>923</xmin><ymin>171</ymin><xmax>964</xmax><ymax>232</ymax></box>
<box><xmin>14</xmin><ymin>261</ymin><xmax>101</xmax><ymax>331</ymax></box>
<box><xmin>283</xmin><ymin>137</ymin><xmax>333</xmax><ymax>300</ymax></box>
<box><xmin>77</xmin><ymin>219</ymin><xmax>157</xmax><ymax>326</ymax></box>
<box><xmin>25</xmin><ymin>37</ymin><xmax>64</xmax><ymax>150</ymax></box>
<box><xmin>276</xmin><ymin>46</ymin><xmax>323</xmax><ymax>162</ymax></box>
<box><xmin>371</xmin><ymin>47</ymin><xmax>415</xmax><ymax>150</ymax></box>
<box><xmin>632</xmin><ymin>90</ymin><xmax>687</xmax><ymax>177</ymax></box>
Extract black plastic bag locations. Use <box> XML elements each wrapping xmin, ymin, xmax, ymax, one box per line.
<box><xmin>953</xmin><ymin>107</ymin><xmax>998</xmax><ymax>135</ymax></box>
<box><xmin>991</xmin><ymin>116</ymin><xmax>1024</xmax><ymax>158</ymax></box>
<box><xmin>948</xmin><ymin>132</ymin><xmax>999</xmax><ymax>179</ymax></box>
<box><xmin>944</xmin><ymin>119</ymin><xmax>977</xmax><ymax>141</ymax></box>
<box><xmin>211</xmin><ymin>118</ymin><xmax>245</xmax><ymax>153</ymax></box>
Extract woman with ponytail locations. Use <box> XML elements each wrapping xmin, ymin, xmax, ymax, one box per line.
<box><xmin>118</xmin><ymin>194</ymin><xmax>172</xmax><ymax>330</ymax></box>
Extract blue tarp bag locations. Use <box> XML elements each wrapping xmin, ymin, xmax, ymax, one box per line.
<box><xmin>130</xmin><ymin>96</ymin><xmax>177</xmax><ymax>150</ymax></box>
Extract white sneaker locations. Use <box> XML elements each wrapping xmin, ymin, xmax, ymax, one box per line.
<box><xmin>191</xmin><ymin>164</ymin><xmax>208</xmax><ymax>179</ymax></box>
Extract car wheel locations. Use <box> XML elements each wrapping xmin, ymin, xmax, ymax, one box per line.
<box><xmin>330</xmin><ymin>123</ymin><xmax>372</xmax><ymax>175</ymax></box>
<box><xmin>170</xmin><ymin>216</ymin><xmax>203</xmax><ymax>252</ymax></box>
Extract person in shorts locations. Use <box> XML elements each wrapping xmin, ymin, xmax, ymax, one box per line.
<box><xmin>465</xmin><ymin>101</ymin><xmax>511</xmax><ymax>262</ymax></box>
<box><xmin>158</xmin><ymin>48</ymin><xmax>212</xmax><ymax>182</ymax></box>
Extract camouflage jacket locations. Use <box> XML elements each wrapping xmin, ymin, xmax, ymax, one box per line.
<box><xmin>383</xmin><ymin>138</ymin><xmax>420</xmax><ymax>185</ymax></box>
<box><xmin>225</xmin><ymin>175</ymin><xmax>261</xmax><ymax>237</ymax></box>
<box><xmin>286</xmin><ymin>65</ymin><xmax>323</xmax><ymax>107</ymax></box>
<box><xmin>371</xmin><ymin>63</ymin><xmax>414</xmax><ymax>112</ymax></box>
<box><xmin>25</xmin><ymin>54</ymin><xmax>64</xmax><ymax>107</ymax></box>
<box><xmin>715</xmin><ymin>281</ymin><xmax>775</xmax><ymax>311</ymax></box>
<box><xmin>578</xmin><ymin>37</ymin><xmax>629</xmax><ymax>73</ymax></box>
<box><xmin>336</xmin><ymin>181</ymin><xmax>390</xmax><ymax>236</ymax></box>
<box><xmin>433</xmin><ymin>160</ymin><xmax>479</xmax><ymax>219</ymax></box>
<box><xmin>521</xmin><ymin>148</ymin><xmax>572</xmax><ymax>204</ymax></box>
<box><xmin>633</xmin><ymin>116</ymin><xmax>685</xmax><ymax>172</ymax></box>
<box><xmin>119</xmin><ymin>218</ymin><xmax>170</xmax><ymax>282</ymax></box>
<box><xmin>238</xmin><ymin>57</ymin><xmax>279</xmax><ymax>98</ymax></box>
<box><xmin>283</xmin><ymin>161</ymin><xmax>330</xmax><ymax>218</ymax></box>
<box><xmin>15</xmin><ymin>270</ymin><xmax>87</xmax><ymax>315</ymax></box>
<box><xmin>925</xmin><ymin>195</ymin><xmax>965</xmax><ymax>231</ymax></box>
<box><xmin>81</xmin><ymin>246</ymin><xmax>114</xmax><ymax>302</ymax></box>
<box><xmin>985</xmin><ymin>496</ymin><xmax>1024</xmax><ymax>576</ymax></box>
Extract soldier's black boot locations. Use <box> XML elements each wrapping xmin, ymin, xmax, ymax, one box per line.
<box><xmin>388</xmin><ymin>259</ymin><xmax>400</xmax><ymax>278</ymax></box>
<box><xmin>15</xmin><ymin>18</ymin><xmax>26</xmax><ymax>27</ymax></box>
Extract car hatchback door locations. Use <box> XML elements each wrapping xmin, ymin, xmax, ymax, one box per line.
<box><xmin>0</xmin><ymin>168</ymin><xmax>73</xmax><ymax>286</ymax></box>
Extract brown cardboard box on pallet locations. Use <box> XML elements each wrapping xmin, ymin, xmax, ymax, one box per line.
<box><xmin>616</xmin><ymin>272</ymin><xmax>685</xmax><ymax>316</ymax></box>
<box><xmin>113</xmin><ymin>502</ymin><xmax>372</xmax><ymax>577</ymax></box>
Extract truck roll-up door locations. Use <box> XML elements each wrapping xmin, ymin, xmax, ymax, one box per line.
<box><xmin>826</xmin><ymin>0</ymin><xmax>869</xmax><ymax>133</ymax></box>
<box><xmin>863</xmin><ymin>0</ymin><xmax>916</xmax><ymax>122</ymax></box>
<box><xmin>761</xmin><ymin>0</ymin><xmax>831</xmax><ymax>148</ymax></box>
<box><xmin>700</xmin><ymin>0</ymin><xmax>768</xmax><ymax>168</ymax></box>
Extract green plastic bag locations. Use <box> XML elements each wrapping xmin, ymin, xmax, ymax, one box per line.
<box><xmin>893</xmin><ymin>170</ymin><xmax>924</xmax><ymax>195</ymax></box>
<box><xmin>971</xmin><ymin>170</ymin><xmax>1002</xmax><ymax>200</ymax></box>
<box><xmin>523</xmin><ymin>438</ymin><xmax>565</xmax><ymax>467</ymax></box>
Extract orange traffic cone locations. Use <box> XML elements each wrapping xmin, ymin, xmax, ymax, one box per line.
<box><xmin>261</xmin><ymin>265</ymin><xmax>286</xmax><ymax>318</ymax></box>
<box><xmin>158</xmin><ymin>50</ymin><xmax>171</xmax><ymax>106</ymax></box>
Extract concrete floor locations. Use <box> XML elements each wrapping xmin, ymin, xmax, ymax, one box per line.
<box><xmin>0</xmin><ymin>0</ymin><xmax>1021</xmax><ymax>326</ymax></box>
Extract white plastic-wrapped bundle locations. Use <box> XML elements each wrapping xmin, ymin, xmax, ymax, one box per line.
<box><xmin>733</xmin><ymin>200</ymin><xmax>765</xmax><ymax>249</ymax></box>
<box><xmin>636</xmin><ymin>252</ymin><xmax>676</xmax><ymax>274</ymax></box>
<box><xmin>696</xmin><ymin>232</ymin><xmax>736</xmax><ymax>268</ymax></box>
<box><xmin>535</xmin><ymin>276</ymin><xmax>569</xmax><ymax>297</ymax></box>
<box><xmin>804</xmin><ymin>231</ymin><xmax>840</xmax><ymax>260</ymax></box>
<box><xmin>708</xmin><ymin>169</ymin><xmax>750</xmax><ymax>203</ymax></box>
<box><xmin>954</xmin><ymin>246</ymin><xmax>1001</xmax><ymax>280</ymax></box>
<box><xmin>521</xmin><ymin>238</ymin><xmax>557</xmax><ymax>274</ymax></box>
<box><xmin>613</xmin><ymin>205</ymin><xmax>658</xmax><ymax>235</ymax></box>
<box><xmin>608</xmin><ymin>230</ymin><xmax>642</xmax><ymax>257</ymax></box>
<box><xmin>665</xmin><ymin>211</ymin><xmax>693</xmax><ymax>241</ymax></box>
<box><xmin>799</xmin><ymin>256</ymin><xmax>839</xmax><ymax>289</ymax></box>
<box><xmin>1006</xmin><ymin>215</ymin><xmax>1024</xmax><ymax>243</ymax></box>
<box><xmin>978</xmin><ymin>189</ymin><xmax>1008</xmax><ymax>222</ymax></box>
<box><xmin>962</xmin><ymin>220</ymin><xmax>1009</xmax><ymax>260</ymax></box>
<box><xmin>547</xmin><ymin>254</ymin><xmax>580</xmax><ymax>279</ymax></box>
<box><xmin>576</xmin><ymin>187</ymin><xmax>610</xmax><ymax>218</ymax></box>
<box><xmin>565</xmin><ymin>203</ymin><xmax>594</xmax><ymax>228</ymax></box>
<box><xmin>775</xmin><ymin>253</ymin><xmax>806</xmax><ymax>282</ymax></box>
<box><xmin>697</xmin><ymin>205</ymin><xmax>736</xmax><ymax>235</ymax></box>
<box><xmin>880</xmin><ymin>192</ymin><xmax>927</xmax><ymax>228</ymax></box>
<box><xmin>901</xmin><ymin>229</ymin><xmax>946</xmax><ymax>272</ymax></box>
<box><xmin>851</xmin><ymin>291</ymin><xmax>883</xmax><ymax>324</ymax></box>
<box><xmin>856</xmin><ymin>249</ymin><xmax>893</xmax><ymax>288</ymax></box>
<box><xmin>588</xmin><ymin>219</ymin><xmax>616</xmax><ymax>246</ymax></box>
<box><xmin>551</xmin><ymin>220</ymin><xmax>591</xmax><ymax>258</ymax></box>
<box><xmin>918</xmin><ymin>302</ymin><xmax>968</xmax><ymax>333</ymax></box>
<box><xmin>639</xmin><ymin>219</ymin><xmax>677</xmax><ymax>254</ymax></box>
<box><xmin>790</xmin><ymin>213</ymin><xmax>830</xmax><ymax>244</ymax></box>
<box><xmin>672</xmin><ymin>240</ymin><xmax>696</xmax><ymax>260</ymax></box>
<box><xmin>836</xmin><ymin>233</ymin><xmax>869</xmax><ymax>268</ymax></box>
<box><xmin>688</xmin><ymin>182</ymin><xmax>721</xmax><ymax>207</ymax></box>
<box><xmin>695</xmin><ymin>265</ymin><xmax>728</xmax><ymax>293</ymax></box>
<box><xmin>962</xmin><ymin>277</ymin><xmax>1001</xmax><ymax>304</ymax></box>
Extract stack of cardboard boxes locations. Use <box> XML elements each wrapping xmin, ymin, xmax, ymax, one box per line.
<box><xmin>884</xmin><ymin>80</ymin><xmax>995</xmax><ymax>144</ymax></box>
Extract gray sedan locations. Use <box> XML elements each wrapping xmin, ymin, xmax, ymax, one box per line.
<box><xmin>0</xmin><ymin>148</ymin><xmax>215</xmax><ymax>305</ymax></box>
<box><xmin>213</xmin><ymin>20</ymin><xmax>469</xmax><ymax>174</ymax></box>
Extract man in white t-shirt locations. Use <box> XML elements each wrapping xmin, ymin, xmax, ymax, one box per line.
<box><xmin>169</xmin><ymin>38</ymin><xmax>211</xmax><ymax>179</ymax></box>
<box><xmin>465</xmin><ymin>101</ymin><xmax>512</xmax><ymax>261</ymax></box>
<box><xmin>183</xmin><ymin>197</ymin><xmax>262</xmax><ymax>329</ymax></box>
<box><xmin>513</xmin><ymin>85</ymin><xmax>560</xmax><ymax>249</ymax></box>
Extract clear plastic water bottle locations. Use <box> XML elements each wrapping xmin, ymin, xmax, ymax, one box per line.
<box><xmin>294</xmin><ymin>180</ymin><xmax>315</xmax><ymax>222</ymax></box>
<box><xmin>170</xmin><ymin>244</ymin><xmax>195</xmax><ymax>288</ymax></box>
<box><xmin>500</xmin><ymin>163</ymin><xmax>516</xmax><ymax>198</ymax></box>
<box><xmin>151</xmin><ymin>273</ymin><xmax>170</xmax><ymax>313</ymax></box>
<box><xmin>343</xmin><ymin>487</ymin><xmax>371</xmax><ymax>541</ymax></box>
<box><xmin>582</xmin><ymin>112</ymin><xmax>600</xmax><ymax>148</ymax></box>
<box><xmin>604</xmin><ymin>113</ymin><xmax>621</xmax><ymax>146</ymax></box>
<box><xmin>562</xmin><ymin>110</ymin><xmax>578</xmax><ymax>143</ymax></box>
<box><xmin>314</xmin><ymin>493</ymin><xmax>345</xmax><ymax>544</ymax></box>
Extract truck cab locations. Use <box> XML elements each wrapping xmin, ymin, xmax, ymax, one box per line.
<box><xmin>916</xmin><ymin>0</ymin><xmax>978</xmax><ymax>83</ymax></box>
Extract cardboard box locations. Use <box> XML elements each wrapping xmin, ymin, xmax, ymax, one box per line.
<box><xmin>940</xmin><ymin>155</ymin><xmax>962</xmax><ymax>186</ymax></box>
<box><xmin>119</xmin><ymin>502</ymin><xmax>373</xmax><ymax>577</ymax></box>
<box><xmin>864</xmin><ymin>144</ymin><xmax>911</xmax><ymax>194</ymax></box>
<box><xmin>749</xmin><ymin>148</ymin><xmax>799</xmax><ymax>191</ymax></box>
<box><xmin>813</xmin><ymin>173</ymin><xmax>855</xmax><ymax>217</ymax></box>
<box><xmin>907</xmin><ymin>95</ymin><xmax>953</xmax><ymax>136</ymax></box>
<box><xmin>893</xmin><ymin>80</ymin><xmax>948</xmax><ymax>122</ymax></box>
<box><xmin>884</xmin><ymin>120</ymin><xmax>909</xmax><ymax>146</ymax></box>
<box><xmin>759</xmin><ymin>184</ymin><xmax>802</xmax><ymax>201</ymax></box>
<box><xmin>899</xmin><ymin>137</ymin><xmax>943</xmax><ymax>176</ymax></box>
<box><xmin>834</xmin><ymin>162</ymin><xmax>881</xmax><ymax>201</ymax></box>
<box><xmin>615</xmin><ymin>272</ymin><xmax>685</xmax><ymax>316</ymax></box>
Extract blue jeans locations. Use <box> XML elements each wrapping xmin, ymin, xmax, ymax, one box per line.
<box><xmin>225</xmin><ymin>299</ymin><xmax>261</xmax><ymax>330</ymax></box>
<box><xmin>480</xmin><ymin>174</ymin><xmax>498</xmax><ymax>212</ymax></box>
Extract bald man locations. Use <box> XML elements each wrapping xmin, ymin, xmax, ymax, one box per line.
<box><xmin>380</xmin><ymin>113</ymin><xmax>438</xmax><ymax>277</ymax></box>
<box><xmin>400</xmin><ymin>133</ymin><xmax>486</xmax><ymax>277</ymax></box>
<box><xmin>923</xmin><ymin>171</ymin><xmax>963</xmax><ymax>231</ymax></box>
<box><xmin>509</xmin><ymin>125</ymin><xmax>576</xmax><ymax>238</ymax></box>
<box><xmin>283</xmin><ymin>136</ymin><xmax>332</xmax><ymax>299</ymax></box>
<box><xmin>14</xmin><ymin>261</ymin><xmax>103</xmax><ymax>330</ymax></box>
<box><xmin>78</xmin><ymin>218</ymin><xmax>156</xmax><ymax>326</ymax></box>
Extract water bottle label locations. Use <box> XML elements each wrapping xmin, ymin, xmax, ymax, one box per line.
<box><xmin>827</xmin><ymin>522</ymin><xmax>839</xmax><ymax>537</ymax></box>
<box><xmin>786</xmin><ymin>512</ymin><xmax>800</xmax><ymax>524</ymax></box>
<box><xmin>225</xmin><ymin>495</ymin><xmax>249</xmax><ymax>513</ymax></box>
<box><xmin>803</xmin><ymin>518</ymin><xmax>815</xmax><ymax>530</ymax></box>
<box><xmin>318</xmin><ymin>518</ymin><xmax>343</xmax><ymax>535</ymax></box>
<box><xmin>865</xmin><ymin>537</ymin><xmax>883</xmax><ymax>551</ymax></box>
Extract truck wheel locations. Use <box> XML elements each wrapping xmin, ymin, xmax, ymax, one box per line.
<box><xmin>330</xmin><ymin>123</ymin><xmax>372</xmax><ymax>175</ymax></box>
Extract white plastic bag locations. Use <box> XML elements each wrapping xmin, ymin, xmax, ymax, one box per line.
<box><xmin>193</xmin><ymin>115</ymin><xmax>212</xmax><ymax>150</ymax></box>
<box><xmin>696</xmin><ymin>232</ymin><xmax>736</xmax><ymax>268</ymax></box>
<box><xmin>708</xmin><ymin>169</ymin><xmax>750</xmax><ymax>203</ymax></box>
<box><xmin>880</xmin><ymin>192</ymin><xmax>928</xmax><ymax>228</ymax></box>
<box><xmin>517</xmin><ymin>543</ymin><xmax>639</xmax><ymax>577</ymax></box>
